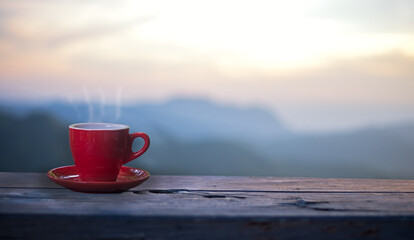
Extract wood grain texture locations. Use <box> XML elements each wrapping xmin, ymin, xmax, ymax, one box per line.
<box><xmin>1</xmin><ymin>172</ymin><xmax>414</xmax><ymax>192</ymax></box>
<box><xmin>1</xmin><ymin>172</ymin><xmax>414</xmax><ymax>239</ymax></box>
<box><xmin>1</xmin><ymin>188</ymin><xmax>414</xmax><ymax>217</ymax></box>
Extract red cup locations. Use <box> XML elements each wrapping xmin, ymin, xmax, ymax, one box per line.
<box><xmin>69</xmin><ymin>123</ymin><xmax>150</xmax><ymax>182</ymax></box>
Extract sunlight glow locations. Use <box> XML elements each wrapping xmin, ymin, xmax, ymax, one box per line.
<box><xmin>1</xmin><ymin>0</ymin><xmax>414</xmax><ymax>131</ymax></box>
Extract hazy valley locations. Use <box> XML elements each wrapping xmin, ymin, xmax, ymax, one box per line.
<box><xmin>1</xmin><ymin>98</ymin><xmax>413</xmax><ymax>179</ymax></box>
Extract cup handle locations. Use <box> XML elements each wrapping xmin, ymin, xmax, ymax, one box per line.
<box><xmin>124</xmin><ymin>132</ymin><xmax>150</xmax><ymax>164</ymax></box>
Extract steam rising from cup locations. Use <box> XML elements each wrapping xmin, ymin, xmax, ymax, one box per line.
<box><xmin>82</xmin><ymin>87</ymin><xmax>94</xmax><ymax>122</ymax></box>
<box><xmin>66</xmin><ymin>95</ymin><xmax>81</xmax><ymax>119</ymax></box>
<box><xmin>98</xmin><ymin>88</ymin><xmax>106</xmax><ymax>122</ymax></box>
<box><xmin>65</xmin><ymin>87</ymin><xmax>123</xmax><ymax>123</ymax></box>
<box><xmin>116</xmin><ymin>87</ymin><xmax>122</xmax><ymax>121</ymax></box>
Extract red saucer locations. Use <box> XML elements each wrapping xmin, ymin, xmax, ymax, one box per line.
<box><xmin>47</xmin><ymin>165</ymin><xmax>150</xmax><ymax>193</ymax></box>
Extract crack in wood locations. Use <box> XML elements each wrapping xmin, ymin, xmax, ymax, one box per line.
<box><xmin>200</xmin><ymin>194</ymin><xmax>246</xmax><ymax>199</ymax></box>
<box><xmin>134</xmin><ymin>189</ymin><xmax>246</xmax><ymax>199</ymax></box>
<box><xmin>146</xmin><ymin>189</ymin><xmax>188</xmax><ymax>194</ymax></box>
<box><xmin>280</xmin><ymin>197</ymin><xmax>380</xmax><ymax>212</ymax></box>
<box><xmin>291</xmin><ymin>198</ymin><xmax>329</xmax><ymax>207</ymax></box>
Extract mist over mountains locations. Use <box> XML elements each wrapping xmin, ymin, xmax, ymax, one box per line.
<box><xmin>1</xmin><ymin>98</ymin><xmax>413</xmax><ymax>179</ymax></box>
<box><xmin>4</xmin><ymin>98</ymin><xmax>288</xmax><ymax>141</ymax></box>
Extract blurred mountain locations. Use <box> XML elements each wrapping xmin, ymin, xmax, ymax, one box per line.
<box><xmin>0</xmin><ymin>111</ymin><xmax>71</xmax><ymax>172</ymax></box>
<box><xmin>0</xmin><ymin>109</ymin><xmax>280</xmax><ymax>176</ymax></box>
<box><xmin>0</xmin><ymin>99</ymin><xmax>413</xmax><ymax>179</ymax></box>
<box><xmin>1</xmin><ymin>98</ymin><xmax>289</xmax><ymax>142</ymax></box>
<box><xmin>258</xmin><ymin>125</ymin><xmax>414</xmax><ymax>179</ymax></box>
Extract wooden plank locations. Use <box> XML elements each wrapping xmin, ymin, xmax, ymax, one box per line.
<box><xmin>1</xmin><ymin>214</ymin><xmax>413</xmax><ymax>240</ymax></box>
<box><xmin>1</xmin><ymin>172</ymin><xmax>414</xmax><ymax>192</ymax></box>
<box><xmin>1</xmin><ymin>188</ymin><xmax>414</xmax><ymax>217</ymax></box>
<box><xmin>1</xmin><ymin>172</ymin><xmax>414</xmax><ymax>239</ymax></box>
<box><xmin>0</xmin><ymin>172</ymin><xmax>59</xmax><ymax>188</ymax></box>
<box><xmin>140</xmin><ymin>175</ymin><xmax>414</xmax><ymax>192</ymax></box>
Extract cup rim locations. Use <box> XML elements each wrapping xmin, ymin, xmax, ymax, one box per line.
<box><xmin>69</xmin><ymin>122</ymin><xmax>130</xmax><ymax>131</ymax></box>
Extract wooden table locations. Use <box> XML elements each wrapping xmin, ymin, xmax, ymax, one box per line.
<box><xmin>1</xmin><ymin>172</ymin><xmax>414</xmax><ymax>239</ymax></box>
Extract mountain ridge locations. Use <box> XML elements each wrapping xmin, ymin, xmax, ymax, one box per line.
<box><xmin>1</xmin><ymin>98</ymin><xmax>413</xmax><ymax>179</ymax></box>
<box><xmin>0</xmin><ymin>98</ymin><xmax>289</xmax><ymax>141</ymax></box>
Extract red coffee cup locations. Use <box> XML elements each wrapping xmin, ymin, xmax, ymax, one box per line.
<box><xmin>69</xmin><ymin>123</ymin><xmax>150</xmax><ymax>182</ymax></box>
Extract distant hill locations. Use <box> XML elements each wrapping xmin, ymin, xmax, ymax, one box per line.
<box><xmin>0</xmin><ymin>109</ymin><xmax>279</xmax><ymax>176</ymax></box>
<box><xmin>1</xmin><ymin>99</ymin><xmax>413</xmax><ymax>179</ymax></box>
<box><xmin>0</xmin><ymin>111</ymin><xmax>71</xmax><ymax>172</ymax></box>
<box><xmin>257</xmin><ymin>125</ymin><xmax>414</xmax><ymax>179</ymax></box>
<box><xmin>0</xmin><ymin>98</ymin><xmax>289</xmax><ymax>142</ymax></box>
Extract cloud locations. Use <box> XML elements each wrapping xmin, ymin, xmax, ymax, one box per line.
<box><xmin>1</xmin><ymin>47</ymin><xmax>414</xmax><ymax>132</ymax></box>
<box><xmin>259</xmin><ymin>51</ymin><xmax>414</xmax><ymax>131</ymax></box>
<box><xmin>0</xmin><ymin>0</ymin><xmax>154</xmax><ymax>50</ymax></box>
<box><xmin>261</xmin><ymin>51</ymin><xmax>414</xmax><ymax>106</ymax></box>
<box><xmin>46</xmin><ymin>16</ymin><xmax>154</xmax><ymax>49</ymax></box>
<box><xmin>314</xmin><ymin>0</ymin><xmax>414</xmax><ymax>33</ymax></box>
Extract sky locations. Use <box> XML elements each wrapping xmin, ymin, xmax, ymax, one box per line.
<box><xmin>0</xmin><ymin>0</ymin><xmax>413</xmax><ymax>132</ymax></box>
